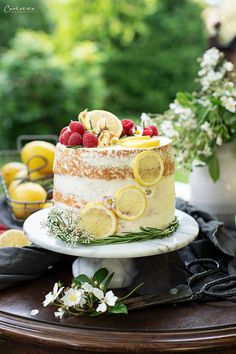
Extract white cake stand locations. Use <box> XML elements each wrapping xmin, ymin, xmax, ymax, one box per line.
<box><xmin>23</xmin><ymin>208</ymin><xmax>199</xmax><ymax>288</ymax></box>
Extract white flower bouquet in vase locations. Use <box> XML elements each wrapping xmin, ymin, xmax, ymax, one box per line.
<box><xmin>154</xmin><ymin>48</ymin><xmax>236</xmax><ymax>227</ymax></box>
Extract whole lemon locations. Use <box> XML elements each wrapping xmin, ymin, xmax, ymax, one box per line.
<box><xmin>10</xmin><ymin>182</ymin><xmax>47</xmax><ymax>220</ymax></box>
<box><xmin>1</xmin><ymin>162</ymin><xmax>27</xmax><ymax>186</ymax></box>
<box><xmin>21</xmin><ymin>141</ymin><xmax>56</xmax><ymax>175</ymax></box>
<box><xmin>8</xmin><ymin>169</ymin><xmax>28</xmax><ymax>197</ymax></box>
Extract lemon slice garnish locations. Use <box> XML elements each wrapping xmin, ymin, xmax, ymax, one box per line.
<box><xmin>80</xmin><ymin>202</ymin><xmax>117</xmax><ymax>238</ymax></box>
<box><xmin>114</xmin><ymin>185</ymin><xmax>147</xmax><ymax>220</ymax></box>
<box><xmin>133</xmin><ymin>151</ymin><xmax>164</xmax><ymax>187</ymax></box>
<box><xmin>0</xmin><ymin>229</ymin><xmax>31</xmax><ymax>247</ymax></box>
<box><xmin>82</xmin><ymin>110</ymin><xmax>123</xmax><ymax>137</ymax></box>
<box><xmin>120</xmin><ymin>137</ymin><xmax>160</xmax><ymax>148</ymax></box>
<box><xmin>120</xmin><ymin>136</ymin><xmax>151</xmax><ymax>143</ymax></box>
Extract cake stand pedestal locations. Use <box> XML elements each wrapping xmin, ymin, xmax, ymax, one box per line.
<box><xmin>24</xmin><ymin>209</ymin><xmax>199</xmax><ymax>288</ymax></box>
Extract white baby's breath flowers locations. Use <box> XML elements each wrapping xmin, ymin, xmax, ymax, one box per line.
<box><xmin>160</xmin><ymin>121</ymin><xmax>178</xmax><ymax>138</ymax></box>
<box><xmin>216</xmin><ymin>136</ymin><xmax>223</xmax><ymax>146</ymax></box>
<box><xmin>200</xmin><ymin>121</ymin><xmax>214</xmax><ymax>139</ymax></box>
<box><xmin>221</xmin><ymin>96</ymin><xmax>236</xmax><ymax>113</ymax></box>
<box><xmin>140</xmin><ymin>112</ymin><xmax>154</xmax><ymax>127</ymax></box>
<box><xmin>223</xmin><ymin>61</ymin><xmax>234</xmax><ymax>72</ymax></box>
<box><xmin>201</xmin><ymin>144</ymin><xmax>212</xmax><ymax>157</ymax></box>
<box><xmin>169</xmin><ymin>101</ymin><xmax>194</xmax><ymax>120</ymax></box>
<box><xmin>95</xmin><ymin>290</ymin><xmax>118</xmax><ymax>313</ymax></box>
<box><xmin>200</xmin><ymin>47</ymin><xmax>221</xmax><ymax>68</ymax></box>
<box><xmin>43</xmin><ymin>282</ymin><xmax>64</xmax><ymax>307</ymax></box>
<box><xmin>61</xmin><ymin>288</ymin><xmax>86</xmax><ymax>308</ymax></box>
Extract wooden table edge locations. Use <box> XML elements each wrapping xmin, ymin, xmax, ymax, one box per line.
<box><xmin>0</xmin><ymin>311</ymin><xmax>236</xmax><ymax>353</ymax></box>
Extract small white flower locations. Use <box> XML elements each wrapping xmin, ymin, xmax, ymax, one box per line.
<box><xmin>160</xmin><ymin>121</ymin><xmax>178</xmax><ymax>138</ymax></box>
<box><xmin>223</xmin><ymin>61</ymin><xmax>234</xmax><ymax>72</ymax></box>
<box><xmin>192</xmin><ymin>159</ymin><xmax>206</xmax><ymax>167</ymax></box>
<box><xmin>54</xmin><ymin>308</ymin><xmax>65</xmax><ymax>319</ymax></box>
<box><xmin>200</xmin><ymin>122</ymin><xmax>214</xmax><ymax>138</ymax></box>
<box><xmin>221</xmin><ymin>96</ymin><xmax>236</xmax><ymax>113</ymax></box>
<box><xmin>82</xmin><ymin>282</ymin><xmax>94</xmax><ymax>293</ymax></box>
<box><xmin>144</xmin><ymin>188</ymin><xmax>154</xmax><ymax>199</ymax></box>
<box><xmin>61</xmin><ymin>288</ymin><xmax>86</xmax><ymax>308</ymax></box>
<box><xmin>31</xmin><ymin>309</ymin><xmax>39</xmax><ymax>316</ymax></box>
<box><xmin>43</xmin><ymin>283</ymin><xmax>64</xmax><ymax>307</ymax></box>
<box><xmin>96</xmin><ymin>290</ymin><xmax>118</xmax><ymax>313</ymax></box>
<box><xmin>216</xmin><ymin>136</ymin><xmax>223</xmax><ymax>146</ymax></box>
<box><xmin>140</xmin><ymin>113</ymin><xmax>153</xmax><ymax>128</ymax></box>
<box><xmin>102</xmin><ymin>195</ymin><xmax>115</xmax><ymax>210</ymax></box>
<box><xmin>200</xmin><ymin>47</ymin><xmax>220</xmax><ymax>68</ymax></box>
<box><xmin>201</xmin><ymin>144</ymin><xmax>212</xmax><ymax>157</ymax></box>
<box><xmin>134</xmin><ymin>125</ymin><xmax>143</xmax><ymax>137</ymax></box>
<box><xmin>92</xmin><ymin>287</ymin><xmax>104</xmax><ymax>300</ymax></box>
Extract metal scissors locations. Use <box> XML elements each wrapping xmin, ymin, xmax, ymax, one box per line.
<box><xmin>185</xmin><ymin>257</ymin><xmax>236</xmax><ymax>300</ymax></box>
<box><xmin>125</xmin><ymin>258</ymin><xmax>236</xmax><ymax>310</ymax></box>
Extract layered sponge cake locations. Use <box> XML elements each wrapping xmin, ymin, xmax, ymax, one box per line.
<box><xmin>53</xmin><ymin>110</ymin><xmax>175</xmax><ymax>239</ymax></box>
<box><xmin>53</xmin><ymin>138</ymin><xmax>175</xmax><ymax>234</ymax></box>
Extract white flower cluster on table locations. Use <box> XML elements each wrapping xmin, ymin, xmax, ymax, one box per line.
<box><xmin>42</xmin><ymin>268</ymin><xmax>140</xmax><ymax>318</ymax></box>
<box><xmin>150</xmin><ymin>47</ymin><xmax>236</xmax><ymax>181</ymax></box>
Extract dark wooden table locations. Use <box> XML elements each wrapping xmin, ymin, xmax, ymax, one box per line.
<box><xmin>0</xmin><ymin>260</ymin><xmax>236</xmax><ymax>354</ymax></box>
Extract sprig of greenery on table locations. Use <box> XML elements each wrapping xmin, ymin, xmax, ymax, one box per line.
<box><xmin>42</xmin><ymin>208</ymin><xmax>179</xmax><ymax>246</ymax></box>
<box><xmin>152</xmin><ymin>48</ymin><xmax>236</xmax><ymax>182</ymax></box>
<box><xmin>43</xmin><ymin>267</ymin><xmax>142</xmax><ymax>318</ymax></box>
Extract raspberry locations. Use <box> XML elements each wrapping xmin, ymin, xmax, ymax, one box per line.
<box><xmin>126</xmin><ymin>127</ymin><xmax>135</xmax><ymax>136</ymax></box>
<box><xmin>60</xmin><ymin>126</ymin><xmax>69</xmax><ymax>136</ymax></box>
<box><xmin>69</xmin><ymin>121</ymin><xmax>85</xmax><ymax>136</ymax></box>
<box><xmin>121</xmin><ymin>128</ymin><xmax>127</xmax><ymax>137</ymax></box>
<box><xmin>83</xmin><ymin>133</ymin><xmax>98</xmax><ymax>148</ymax></box>
<box><xmin>143</xmin><ymin>127</ymin><xmax>153</xmax><ymax>137</ymax></box>
<box><xmin>147</xmin><ymin>125</ymin><xmax>158</xmax><ymax>136</ymax></box>
<box><xmin>122</xmin><ymin>119</ymin><xmax>134</xmax><ymax>131</ymax></box>
<box><xmin>60</xmin><ymin>130</ymin><xmax>72</xmax><ymax>145</ymax></box>
<box><xmin>68</xmin><ymin>132</ymin><xmax>83</xmax><ymax>146</ymax></box>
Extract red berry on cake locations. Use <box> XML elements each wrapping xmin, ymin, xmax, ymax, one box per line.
<box><xmin>60</xmin><ymin>130</ymin><xmax>72</xmax><ymax>145</ymax></box>
<box><xmin>83</xmin><ymin>133</ymin><xmax>98</xmax><ymax>148</ymax></box>
<box><xmin>122</xmin><ymin>119</ymin><xmax>134</xmax><ymax>131</ymax></box>
<box><xmin>143</xmin><ymin>127</ymin><xmax>153</xmax><ymax>137</ymax></box>
<box><xmin>147</xmin><ymin>125</ymin><xmax>158</xmax><ymax>136</ymax></box>
<box><xmin>126</xmin><ymin>127</ymin><xmax>135</xmax><ymax>136</ymax></box>
<box><xmin>68</xmin><ymin>132</ymin><xmax>83</xmax><ymax>146</ymax></box>
<box><xmin>121</xmin><ymin>128</ymin><xmax>127</xmax><ymax>137</ymax></box>
<box><xmin>69</xmin><ymin>121</ymin><xmax>85</xmax><ymax>136</ymax></box>
<box><xmin>60</xmin><ymin>126</ymin><xmax>69</xmax><ymax>136</ymax></box>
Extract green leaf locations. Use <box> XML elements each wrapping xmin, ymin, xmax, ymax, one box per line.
<box><xmin>101</xmin><ymin>272</ymin><xmax>114</xmax><ymax>292</ymax></box>
<box><xmin>176</xmin><ymin>92</ymin><xmax>191</xmax><ymax>107</ymax></box>
<box><xmin>207</xmin><ymin>152</ymin><xmax>220</xmax><ymax>182</ymax></box>
<box><xmin>109</xmin><ymin>302</ymin><xmax>128</xmax><ymax>315</ymax></box>
<box><xmin>89</xmin><ymin>311</ymin><xmax>101</xmax><ymax>317</ymax></box>
<box><xmin>93</xmin><ymin>268</ymin><xmax>109</xmax><ymax>284</ymax></box>
<box><xmin>73</xmin><ymin>274</ymin><xmax>91</xmax><ymax>286</ymax></box>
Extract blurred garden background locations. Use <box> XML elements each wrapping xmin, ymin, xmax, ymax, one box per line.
<box><xmin>0</xmin><ymin>0</ymin><xmax>235</xmax><ymax>150</ymax></box>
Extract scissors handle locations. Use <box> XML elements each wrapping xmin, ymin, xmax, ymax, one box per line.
<box><xmin>200</xmin><ymin>275</ymin><xmax>236</xmax><ymax>298</ymax></box>
<box><xmin>186</xmin><ymin>258</ymin><xmax>220</xmax><ymax>287</ymax></box>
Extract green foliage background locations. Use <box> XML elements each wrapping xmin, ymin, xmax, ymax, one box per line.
<box><xmin>0</xmin><ymin>0</ymin><xmax>206</xmax><ymax>148</ymax></box>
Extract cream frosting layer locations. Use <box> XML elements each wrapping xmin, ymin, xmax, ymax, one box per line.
<box><xmin>53</xmin><ymin>174</ymin><xmax>176</xmax><ymax>232</ymax></box>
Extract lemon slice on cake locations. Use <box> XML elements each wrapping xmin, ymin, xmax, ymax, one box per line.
<box><xmin>80</xmin><ymin>202</ymin><xmax>117</xmax><ymax>238</ymax></box>
<box><xmin>120</xmin><ymin>137</ymin><xmax>160</xmax><ymax>148</ymax></box>
<box><xmin>79</xmin><ymin>110</ymin><xmax>123</xmax><ymax>137</ymax></box>
<box><xmin>120</xmin><ymin>136</ymin><xmax>151</xmax><ymax>143</ymax></box>
<box><xmin>114</xmin><ymin>185</ymin><xmax>146</xmax><ymax>220</ymax></box>
<box><xmin>133</xmin><ymin>151</ymin><xmax>164</xmax><ymax>187</ymax></box>
<box><xmin>0</xmin><ymin>229</ymin><xmax>31</xmax><ymax>247</ymax></box>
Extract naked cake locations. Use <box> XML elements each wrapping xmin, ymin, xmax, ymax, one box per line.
<box><xmin>52</xmin><ymin>110</ymin><xmax>176</xmax><ymax>239</ymax></box>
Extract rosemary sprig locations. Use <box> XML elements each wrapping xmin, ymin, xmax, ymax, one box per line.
<box><xmin>42</xmin><ymin>208</ymin><xmax>179</xmax><ymax>246</ymax></box>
